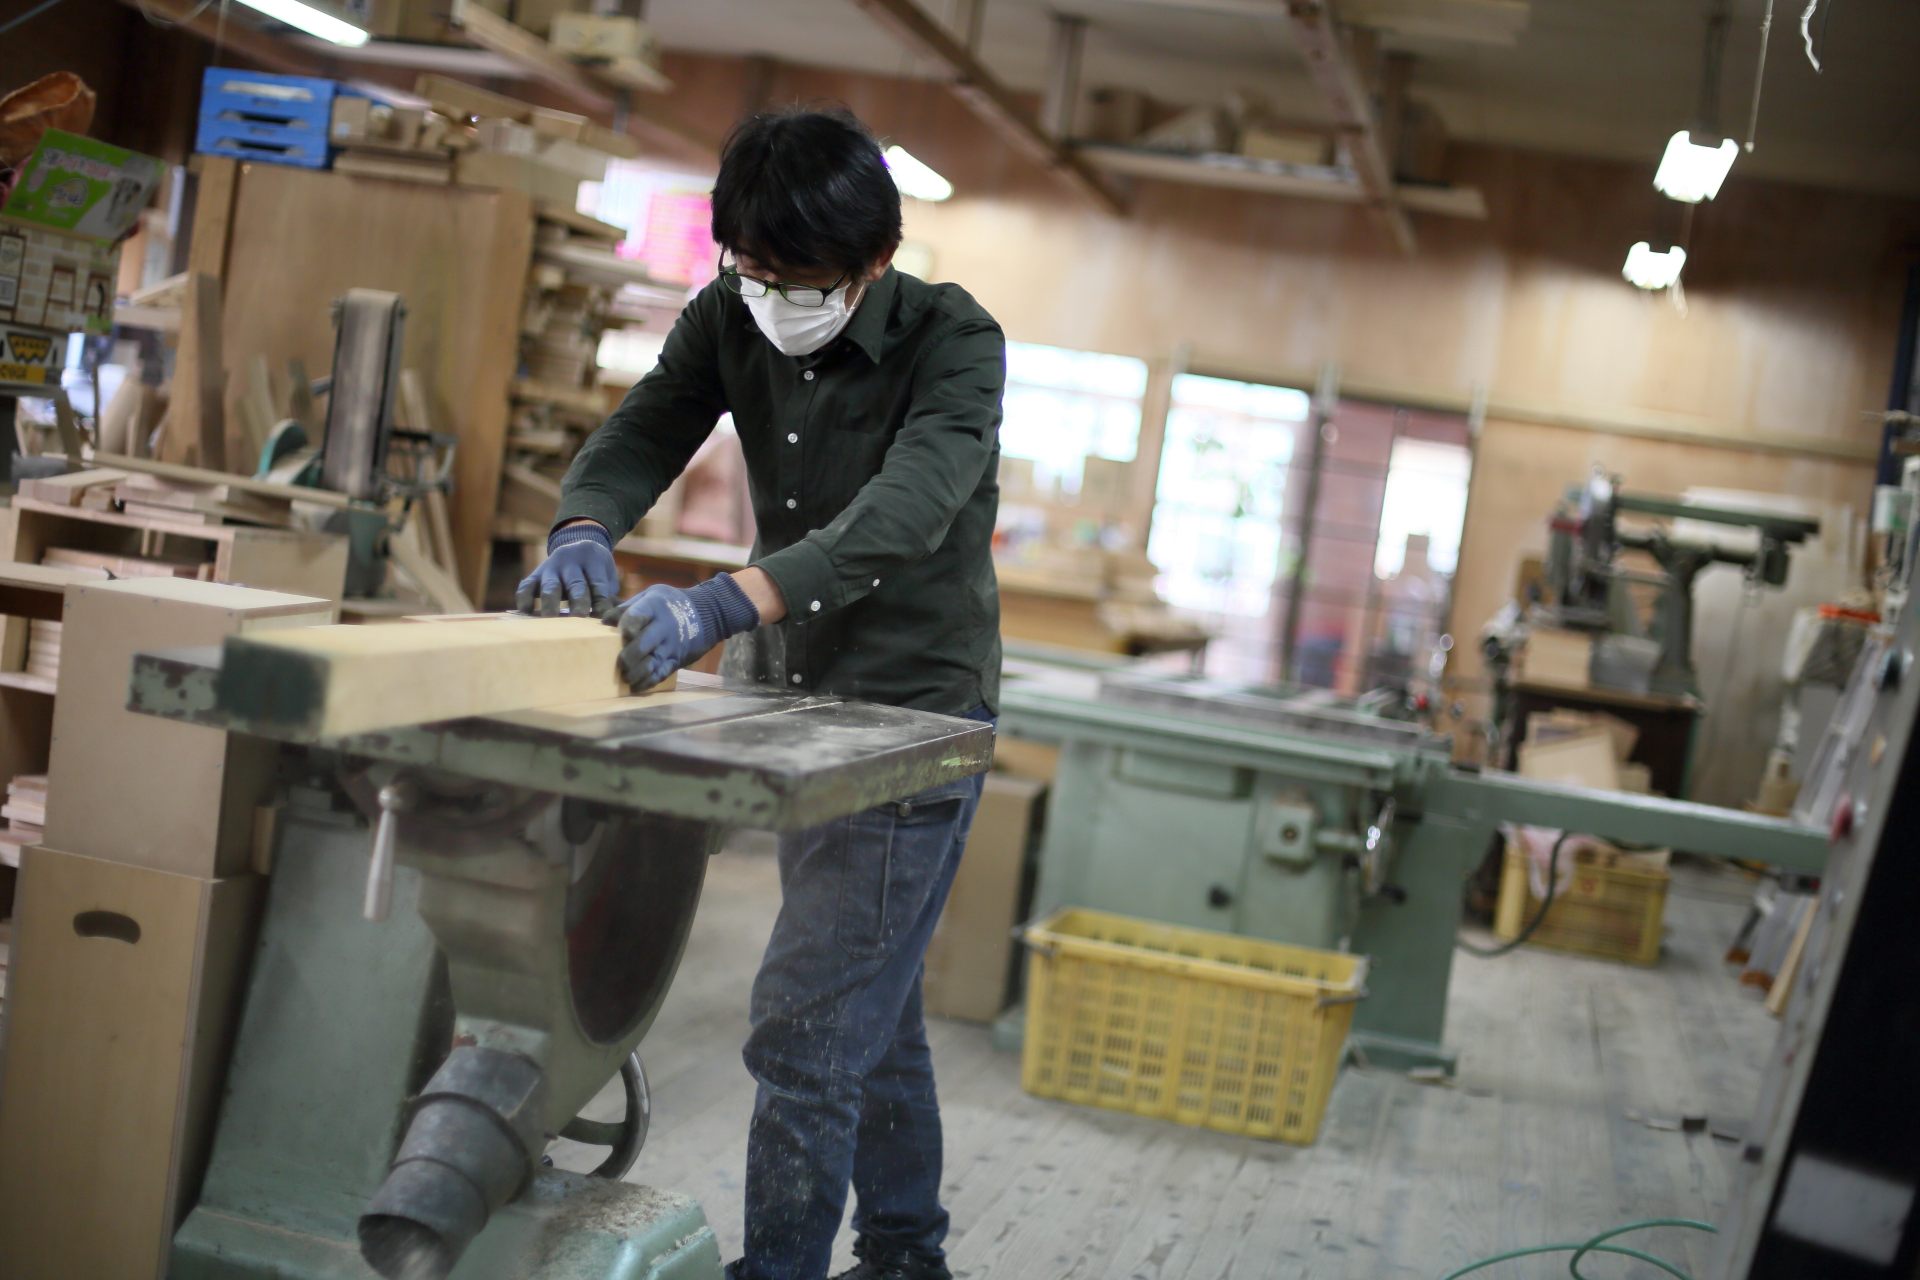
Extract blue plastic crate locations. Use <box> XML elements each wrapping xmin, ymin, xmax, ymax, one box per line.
<box><xmin>196</xmin><ymin>69</ymin><xmax>339</xmax><ymax>168</ymax></box>
<box><xmin>196</xmin><ymin>118</ymin><xmax>332</xmax><ymax>169</ymax></box>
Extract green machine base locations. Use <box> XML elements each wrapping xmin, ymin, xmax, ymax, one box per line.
<box><xmin>168</xmin><ymin>788</ymin><xmax>722</xmax><ymax>1280</ymax></box>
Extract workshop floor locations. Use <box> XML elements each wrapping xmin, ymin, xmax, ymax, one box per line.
<box><xmin>551</xmin><ymin>840</ymin><xmax>1775</xmax><ymax>1279</ymax></box>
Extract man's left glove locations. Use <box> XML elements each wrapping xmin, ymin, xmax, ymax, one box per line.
<box><xmin>605</xmin><ymin>575</ymin><xmax>761</xmax><ymax>690</ymax></box>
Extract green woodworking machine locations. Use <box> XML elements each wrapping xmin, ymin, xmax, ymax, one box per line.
<box><xmin>126</xmin><ymin>657</ymin><xmax>991</xmax><ymax>1280</ymax></box>
<box><xmin>997</xmin><ymin>655</ymin><xmax>1827</xmax><ymax>1073</ymax></box>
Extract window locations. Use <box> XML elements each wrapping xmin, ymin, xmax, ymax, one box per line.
<box><xmin>1147</xmin><ymin>377</ymin><xmax>1472</xmax><ymax>690</ymax></box>
<box><xmin>998</xmin><ymin>341</ymin><xmax>1148</xmax><ymax>495</ymax></box>
<box><xmin>579</xmin><ymin>162</ymin><xmax>718</xmax><ymax>288</ymax></box>
<box><xmin>1148</xmin><ymin>375</ymin><xmax>1310</xmax><ymax>619</ymax></box>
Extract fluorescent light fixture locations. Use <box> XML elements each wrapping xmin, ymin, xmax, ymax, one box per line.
<box><xmin>884</xmin><ymin>145</ymin><xmax>953</xmax><ymax>202</ymax></box>
<box><xmin>1623</xmin><ymin>241</ymin><xmax>1687</xmax><ymax>290</ymax></box>
<box><xmin>1653</xmin><ymin>130</ymin><xmax>1737</xmax><ymax>203</ymax></box>
<box><xmin>236</xmin><ymin>0</ymin><xmax>369</xmax><ymax>46</ymax></box>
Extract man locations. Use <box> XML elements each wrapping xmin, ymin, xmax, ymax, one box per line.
<box><xmin>517</xmin><ymin>108</ymin><xmax>1004</xmax><ymax>1280</ymax></box>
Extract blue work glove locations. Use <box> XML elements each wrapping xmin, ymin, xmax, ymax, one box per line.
<box><xmin>516</xmin><ymin>522</ymin><xmax>621</xmax><ymax>617</ymax></box>
<box><xmin>605</xmin><ymin>575</ymin><xmax>761</xmax><ymax>690</ymax></box>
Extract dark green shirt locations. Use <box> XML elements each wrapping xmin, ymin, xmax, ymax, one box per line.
<box><xmin>556</xmin><ymin>268</ymin><xmax>1006</xmax><ymax>716</ymax></box>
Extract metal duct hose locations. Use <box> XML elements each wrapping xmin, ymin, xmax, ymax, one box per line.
<box><xmin>359</xmin><ymin>1046</ymin><xmax>548</xmax><ymax>1280</ymax></box>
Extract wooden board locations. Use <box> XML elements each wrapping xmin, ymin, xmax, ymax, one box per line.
<box><xmin>44</xmin><ymin>580</ymin><xmax>332</xmax><ymax>878</ymax></box>
<box><xmin>217</xmin><ymin>614</ymin><xmax>675</xmax><ymax>738</ymax></box>
<box><xmin>207</xmin><ymin>164</ymin><xmax>533</xmax><ymax>602</ymax></box>
<box><xmin>88</xmin><ymin>451</ymin><xmax>356</xmax><ymax>509</ymax></box>
<box><xmin>162</xmin><ymin>273</ymin><xmax>225</xmax><ymax>470</ymax></box>
<box><xmin>1518</xmin><ymin>626</ymin><xmax>1594</xmax><ymax>688</ymax></box>
<box><xmin>0</xmin><ymin>848</ymin><xmax>261</xmax><ymax>1280</ymax></box>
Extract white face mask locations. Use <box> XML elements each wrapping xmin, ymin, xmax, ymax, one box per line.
<box><xmin>743</xmin><ymin>281</ymin><xmax>860</xmax><ymax>357</ymax></box>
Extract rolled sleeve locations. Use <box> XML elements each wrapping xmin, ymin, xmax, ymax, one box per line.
<box><xmin>754</xmin><ymin>316</ymin><xmax>1004</xmax><ymax>616</ymax></box>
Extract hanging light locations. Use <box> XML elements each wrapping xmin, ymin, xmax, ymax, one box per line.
<box><xmin>1623</xmin><ymin>242</ymin><xmax>1688</xmax><ymax>291</ymax></box>
<box><xmin>235</xmin><ymin>0</ymin><xmax>368</xmax><ymax>46</ymax></box>
<box><xmin>1653</xmin><ymin>2</ymin><xmax>1738</xmax><ymax>202</ymax></box>
<box><xmin>883</xmin><ymin>145</ymin><xmax>953</xmax><ymax>202</ymax></box>
<box><xmin>1654</xmin><ymin>130</ymin><xmax>1738</xmax><ymax>203</ymax></box>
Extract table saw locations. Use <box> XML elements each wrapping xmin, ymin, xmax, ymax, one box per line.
<box><xmin>126</xmin><ymin>653</ymin><xmax>992</xmax><ymax>1280</ymax></box>
<box><xmin>998</xmin><ymin>656</ymin><xmax>1827</xmax><ymax>1073</ymax></box>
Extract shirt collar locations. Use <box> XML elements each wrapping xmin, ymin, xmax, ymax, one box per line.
<box><xmin>840</xmin><ymin>266</ymin><xmax>898</xmax><ymax>364</ymax></box>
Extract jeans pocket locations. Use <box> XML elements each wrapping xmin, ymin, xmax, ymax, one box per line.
<box><xmin>835</xmin><ymin>788</ymin><xmax>970</xmax><ymax>961</ymax></box>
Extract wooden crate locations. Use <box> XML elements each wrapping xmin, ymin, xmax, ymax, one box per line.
<box><xmin>0</xmin><ymin>847</ymin><xmax>262</xmax><ymax>1280</ymax></box>
<box><xmin>44</xmin><ymin>579</ymin><xmax>332</xmax><ymax>878</ymax></box>
<box><xmin>0</xmin><ymin>498</ymin><xmax>347</xmax><ymax>603</ymax></box>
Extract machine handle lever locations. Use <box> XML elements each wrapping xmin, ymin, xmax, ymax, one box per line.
<box><xmin>365</xmin><ymin>781</ymin><xmax>415</xmax><ymax>922</ymax></box>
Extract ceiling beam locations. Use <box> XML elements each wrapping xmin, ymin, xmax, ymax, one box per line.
<box><xmin>1088</xmin><ymin>0</ymin><xmax>1529</xmax><ymax>46</ymax></box>
<box><xmin>849</xmin><ymin>0</ymin><xmax>1130</xmax><ymax>216</ymax></box>
<box><xmin>1282</xmin><ymin>0</ymin><xmax>1415</xmax><ymax>253</ymax></box>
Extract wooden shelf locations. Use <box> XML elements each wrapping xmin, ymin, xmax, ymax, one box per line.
<box><xmin>0</xmin><ymin>673</ymin><xmax>56</xmax><ymax>697</ymax></box>
<box><xmin>1075</xmin><ymin>144</ymin><xmax>1488</xmax><ymax>220</ymax></box>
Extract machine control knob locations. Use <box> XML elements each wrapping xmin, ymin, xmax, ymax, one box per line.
<box><xmin>1207</xmin><ymin>884</ymin><xmax>1234</xmax><ymax>910</ymax></box>
<box><xmin>365</xmin><ymin>779</ymin><xmax>418</xmax><ymax>922</ymax></box>
<box><xmin>1828</xmin><ymin>790</ymin><xmax>1854</xmax><ymax>844</ymax></box>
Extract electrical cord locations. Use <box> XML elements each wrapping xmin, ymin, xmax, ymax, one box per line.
<box><xmin>0</xmin><ymin>0</ymin><xmax>67</xmax><ymax>36</ymax></box>
<box><xmin>1458</xmin><ymin>831</ymin><xmax>1572</xmax><ymax>958</ymax></box>
<box><xmin>1441</xmin><ymin>1217</ymin><xmax>1718</xmax><ymax>1279</ymax></box>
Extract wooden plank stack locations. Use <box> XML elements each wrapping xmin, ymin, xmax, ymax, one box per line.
<box><xmin>113</xmin><ymin>472</ymin><xmax>294</xmax><ymax>529</ymax></box>
<box><xmin>0</xmin><ymin>775</ymin><xmax>47</xmax><ymax>866</ymax></box>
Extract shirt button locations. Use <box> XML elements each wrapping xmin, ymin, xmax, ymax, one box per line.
<box><xmin>872</xmin><ymin>578</ymin><xmax>880</xmax><ymax>587</ymax></box>
<box><xmin>790</xmin><ymin>673</ymin><xmax>803</xmax><ymax>684</ymax></box>
<box><xmin>810</xmin><ymin>600</ymin><xmax>821</xmax><ymax>612</ymax></box>
<box><xmin>803</xmin><ymin>370</ymin><xmax>816</xmax><ymax>381</ymax></box>
<box><xmin>787</xmin><ymin>432</ymin><xmax>799</xmax><ymax>444</ymax></box>
<box><xmin>785</xmin><ymin>498</ymin><xmax>797</xmax><ymax>510</ymax></box>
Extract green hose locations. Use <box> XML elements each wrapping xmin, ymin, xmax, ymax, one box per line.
<box><xmin>1440</xmin><ymin>1217</ymin><xmax>1718</xmax><ymax>1279</ymax></box>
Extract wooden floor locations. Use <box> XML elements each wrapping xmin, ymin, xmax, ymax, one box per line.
<box><xmin>552</xmin><ymin>840</ymin><xmax>1775</xmax><ymax>1279</ymax></box>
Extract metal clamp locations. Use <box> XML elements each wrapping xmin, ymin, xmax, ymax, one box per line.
<box><xmin>365</xmin><ymin>779</ymin><xmax>418</xmax><ymax>922</ymax></box>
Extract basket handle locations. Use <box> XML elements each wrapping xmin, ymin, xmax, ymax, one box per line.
<box><xmin>1315</xmin><ymin>986</ymin><xmax>1369</xmax><ymax>1009</ymax></box>
<box><xmin>1011</xmin><ymin>921</ymin><xmax>1059</xmax><ymax>959</ymax></box>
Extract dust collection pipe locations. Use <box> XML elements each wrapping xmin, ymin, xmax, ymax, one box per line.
<box><xmin>359</xmin><ymin>1046</ymin><xmax>549</xmax><ymax>1280</ymax></box>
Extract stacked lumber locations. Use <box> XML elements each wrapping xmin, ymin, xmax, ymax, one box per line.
<box><xmin>24</xmin><ymin>623</ymin><xmax>60</xmax><ymax>683</ymax></box>
<box><xmin>0</xmin><ymin>775</ymin><xmax>47</xmax><ymax>865</ymax></box>
<box><xmin>113</xmin><ymin>472</ymin><xmax>293</xmax><ymax>529</ymax></box>
<box><xmin>330</xmin><ymin>97</ymin><xmax>473</xmax><ymax>185</ymax></box>
<box><xmin>41</xmin><ymin>547</ymin><xmax>210</xmax><ymax>582</ymax></box>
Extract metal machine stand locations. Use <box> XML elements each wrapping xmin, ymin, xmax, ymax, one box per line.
<box><xmin>130</xmin><ymin>656</ymin><xmax>992</xmax><ymax>1280</ymax></box>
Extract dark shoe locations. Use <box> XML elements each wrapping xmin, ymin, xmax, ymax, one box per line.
<box><xmin>830</xmin><ymin>1243</ymin><xmax>952</xmax><ymax>1280</ymax></box>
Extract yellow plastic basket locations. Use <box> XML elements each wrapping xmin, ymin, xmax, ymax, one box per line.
<box><xmin>1018</xmin><ymin>907</ymin><xmax>1366</xmax><ymax>1145</ymax></box>
<box><xmin>1493</xmin><ymin>844</ymin><xmax>1670</xmax><ymax>966</ymax></box>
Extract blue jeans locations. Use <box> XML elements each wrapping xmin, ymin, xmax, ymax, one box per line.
<box><xmin>731</xmin><ymin>710</ymin><xmax>993</xmax><ymax>1280</ymax></box>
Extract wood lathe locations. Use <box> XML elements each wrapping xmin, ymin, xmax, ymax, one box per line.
<box><xmin>129</xmin><ymin>626</ymin><xmax>992</xmax><ymax>1280</ymax></box>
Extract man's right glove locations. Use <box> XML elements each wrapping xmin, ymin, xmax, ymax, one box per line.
<box><xmin>515</xmin><ymin>521</ymin><xmax>621</xmax><ymax>617</ymax></box>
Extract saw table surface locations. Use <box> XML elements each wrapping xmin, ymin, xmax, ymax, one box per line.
<box><xmin>130</xmin><ymin>650</ymin><xmax>993</xmax><ymax>830</ymax></box>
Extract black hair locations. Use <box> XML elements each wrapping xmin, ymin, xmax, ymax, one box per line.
<box><xmin>710</xmin><ymin>106</ymin><xmax>903</xmax><ymax>276</ymax></box>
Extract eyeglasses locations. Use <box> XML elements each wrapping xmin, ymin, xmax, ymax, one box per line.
<box><xmin>717</xmin><ymin>254</ymin><xmax>850</xmax><ymax>309</ymax></box>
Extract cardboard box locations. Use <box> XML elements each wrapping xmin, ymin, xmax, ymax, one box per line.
<box><xmin>923</xmin><ymin>774</ymin><xmax>1047</xmax><ymax>1023</ymax></box>
<box><xmin>1517</xmin><ymin>626</ymin><xmax>1594</xmax><ymax>688</ymax></box>
<box><xmin>1239</xmin><ymin>126</ymin><xmax>1333</xmax><ymax>167</ymax></box>
<box><xmin>43</xmin><ymin>579</ymin><xmax>331</xmax><ymax>878</ymax></box>
<box><xmin>550</xmin><ymin>13</ymin><xmax>658</xmax><ymax>62</ymax></box>
<box><xmin>0</xmin><ymin>321</ymin><xmax>65</xmax><ymax>384</ymax></box>
<box><xmin>0</xmin><ymin>221</ymin><xmax>118</xmax><ymax>335</ymax></box>
<box><xmin>0</xmin><ymin>130</ymin><xmax>162</xmax><ymax>337</ymax></box>
<box><xmin>0</xmin><ymin>129</ymin><xmax>163</xmax><ymax>242</ymax></box>
<box><xmin>0</xmin><ymin>847</ymin><xmax>263</xmax><ymax>1280</ymax></box>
